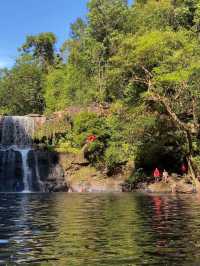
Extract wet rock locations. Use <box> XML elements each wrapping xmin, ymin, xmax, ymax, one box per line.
<box><xmin>0</xmin><ymin>150</ymin><xmax>23</xmax><ymax>192</ymax></box>
<box><xmin>175</xmin><ymin>179</ymin><xmax>196</xmax><ymax>194</ymax></box>
<box><xmin>122</xmin><ymin>182</ymin><xmax>134</xmax><ymax>192</ymax></box>
<box><xmin>34</xmin><ymin>150</ymin><xmax>68</xmax><ymax>192</ymax></box>
<box><xmin>146</xmin><ymin>178</ymin><xmax>196</xmax><ymax>194</ymax></box>
<box><xmin>147</xmin><ymin>182</ymin><xmax>172</xmax><ymax>193</ymax></box>
<box><xmin>52</xmin><ymin>183</ymin><xmax>68</xmax><ymax>192</ymax></box>
<box><xmin>48</xmin><ymin>165</ymin><xmax>65</xmax><ymax>179</ymax></box>
<box><xmin>67</xmin><ymin>165</ymin><xmax>124</xmax><ymax>192</ymax></box>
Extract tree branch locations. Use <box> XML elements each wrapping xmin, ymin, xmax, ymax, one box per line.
<box><xmin>149</xmin><ymin>92</ymin><xmax>190</xmax><ymax>133</ymax></box>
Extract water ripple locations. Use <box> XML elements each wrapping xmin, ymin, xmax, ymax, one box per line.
<box><xmin>0</xmin><ymin>193</ymin><xmax>199</xmax><ymax>265</ymax></box>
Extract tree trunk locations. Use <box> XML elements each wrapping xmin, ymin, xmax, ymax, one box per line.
<box><xmin>185</xmin><ymin>131</ymin><xmax>197</xmax><ymax>181</ymax></box>
<box><xmin>150</xmin><ymin>92</ymin><xmax>198</xmax><ymax>180</ymax></box>
<box><xmin>187</xmin><ymin>155</ymin><xmax>196</xmax><ymax>182</ymax></box>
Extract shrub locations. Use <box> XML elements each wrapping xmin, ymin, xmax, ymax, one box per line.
<box><xmin>192</xmin><ymin>156</ymin><xmax>200</xmax><ymax>175</ymax></box>
<box><xmin>73</xmin><ymin>111</ymin><xmax>110</xmax><ymax>144</ymax></box>
<box><xmin>55</xmin><ymin>141</ymin><xmax>80</xmax><ymax>154</ymax></box>
<box><xmin>73</xmin><ymin>112</ymin><xmax>109</xmax><ymax>136</ymax></box>
<box><xmin>84</xmin><ymin>140</ymin><xmax>105</xmax><ymax>163</ymax></box>
<box><xmin>104</xmin><ymin>142</ymin><xmax>129</xmax><ymax>172</ymax></box>
<box><xmin>128</xmin><ymin>168</ymin><xmax>148</xmax><ymax>185</ymax></box>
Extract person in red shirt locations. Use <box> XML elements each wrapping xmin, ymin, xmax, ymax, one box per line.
<box><xmin>181</xmin><ymin>163</ymin><xmax>187</xmax><ymax>175</ymax></box>
<box><xmin>154</xmin><ymin>168</ymin><xmax>161</xmax><ymax>182</ymax></box>
<box><xmin>87</xmin><ymin>135</ymin><xmax>97</xmax><ymax>143</ymax></box>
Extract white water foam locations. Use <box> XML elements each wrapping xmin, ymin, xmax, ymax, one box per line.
<box><xmin>20</xmin><ymin>149</ymin><xmax>31</xmax><ymax>193</ymax></box>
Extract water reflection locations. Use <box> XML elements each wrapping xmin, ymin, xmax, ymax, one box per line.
<box><xmin>0</xmin><ymin>193</ymin><xmax>199</xmax><ymax>265</ymax></box>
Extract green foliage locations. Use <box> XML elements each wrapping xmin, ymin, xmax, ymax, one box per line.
<box><xmin>87</xmin><ymin>0</ymin><xmax>129</xmax><ymax>43</ymax></box>
<box><xmin>34</xmin><ymin>115</ymin><xmax>71</xmax><ymax>144</ymax></box>
<box><xmin>130</xmin><ymin>0</ymin><xmax>175</xmax><ymax>33</ymax></box>
<box><xmin>55</xmin><ymin>141</ymin><xmax>80</xmax><ymax>154</ymax></box>
<box><xmin>70</xmin><ymin>18</ymin><xmax>87</xmax><ymax>40</ymax></box>
<box><xmin>192</xmin><ymin>155</ymin><xmax>200</xmax><ymax>174</ymax></box>
<box><xmin>0</xmin><ymin>55</ymin><xmax>44</xmax><ymax>115</ymax></box>
<box><xmin>128</xmin><ymin>168</ymin><xmax>147</xmax><ymax>186</ymax></box>
<box><xmin>72</xmin><ymin>112</ymin><xmax>110</xmax><ymax>147</ymax></box>
<box><xmin>3</xmin><ymin>0</ymin><xmax>200</xmax><ymax>180</ymax></box>
<box><xmin>44</xmin><ymin>67</ymin><xmax>70</xmax><ymax>113</ymax></box>
<box><xmin>20</xmin><ymin>32</ymin><xmax>57</xmax><ymax>71</ymax></box>
<box><xmin>85</xmin><ymin>139</ymin><xmax>106</xmax><ymax>163</ymax></box>
<box><xmin>73</xmin><ymin>112</ymin><xmax>106</xmax><ymax>134</ymax></box>
<box><xmin>104</xmin><ymin>142</ymin><xmax>129</xmax><ymax>171</ymax></box>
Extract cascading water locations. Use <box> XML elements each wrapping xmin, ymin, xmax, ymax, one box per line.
<box><xmin>21</xmin><ymin>149</ymin><xmax>31</xmax><ymax>192</ymax></box>
<box><xmin>34</xmin><ymin>152</ymin><xmax>44</xmax><ymax>192</ymax></box>
<box><xmin>0</xmin><ymin>116</ymin><xmax>43</xmax><ymax>192</ymax></box>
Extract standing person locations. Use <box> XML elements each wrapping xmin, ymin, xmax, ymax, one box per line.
<box><xmin>154</xmin><ymin>168</ymin><xmax>161</xmax><ymax>182</ymax></box>
<box><xmin>163</xmin><ymin>169</ymin><xmax>169</xmax><ymax>183</ymax></box>
<box><xmin>181</xmin><ymin>163</ymin><xmax>187</xmax><ymax>175</ymax></box>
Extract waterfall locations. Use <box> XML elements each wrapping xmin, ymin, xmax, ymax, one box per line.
<box><xmin>34</xmin><ymin>152</ymin><xmax>44</xmax><ymax>192</ymax></box>
<box><xmin>0</xmin><ymin>116</ymin><xmax>42</xmax><ymax>192</ymax></box>
<box><xmin>21</xmin><ymin>149</ymin><xmax>31</xmax><ymax>192</ymax></box>
<box><xmin>1</xmin><ymin>116</ymin><xmax>35</xmax><ymax>147</ymax></box>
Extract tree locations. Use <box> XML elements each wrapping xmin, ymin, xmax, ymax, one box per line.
<box><xmin>88</xmin><ymin>0</ymin><xmax>128</xmax><ymax>41</ymax></box>
<box><xmin>44</xmin><ymin>67</ymin><xmax>69</xmax><ymax>113</ymax></box>
<box><xmin>110</xmin><ymin>29</ymin><xmax>200</xmax><ymax>178</ymax></box>
<box><xmin>4</xmin><ymin>0</ymin><xmax>200</xmax><ymax>182</ymax></box>
<box><xmin>0</xmin><ymin>55</ymin><xmax>44</xmax><ymax>115</ymax></box>
<box><xmin>70</xmin><ymin>18</ymin><xmax>87</xmax><ymax>40</ymax></box>
<box><xmin>87</xmin><ymin>0</ymin><xmax>129</xmax><ymax>61</ymax></box>
<box><xmin>20</xmin><ymin>32</ymin><xmax>57</xmax><ymax>72</ymax></box>
<box><xmin>129</xmin><ymin>0</ymin><xmax>176</xmax><ymax>33</ymax></box>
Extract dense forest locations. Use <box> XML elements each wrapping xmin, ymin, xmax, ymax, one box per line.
<box><xmin>1</xmin><ymin>0</ymin><xmax>200</xmax><ymax>182</ymax></box>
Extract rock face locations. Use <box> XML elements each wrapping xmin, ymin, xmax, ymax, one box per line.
<box><xmin>57</xmin><ymin>152</ymin><xmax>126</xmax><ymax>192</ymax></box>
<box><xmin>31</xmin><ymin>151</ymin><xmax>68</xmax><ymax>192</ymax></box>
<box><xmin>0</xmin><ymin>149</ymin><xmax>23</xmax><ymax>192</ymax></box>
<box><xmin>0</xmin><ymin>115</ymin><xmax>47</xmax><ymax>138</ymax></box>
<box><xmin>27</xmin><ymin>150</ymin><xmax>126</xmax><ymax>193</ymax></box>
<box><xmin>0</xmin><ymin>149</ymin><xmax>68</xmax><ymax>193</ymax></box>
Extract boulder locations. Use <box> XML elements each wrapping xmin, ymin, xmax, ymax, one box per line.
<box><xmin>34</xmin><ymin>150</ymin><xmax>68</xmax><ymax>192</ymax></box>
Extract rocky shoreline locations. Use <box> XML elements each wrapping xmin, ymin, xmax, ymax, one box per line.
<box><xmin>54</xmin><ymin>151</ymin><xmax>126</xmax><ymax>193</ymax></box>
<box><xmin>35</xmin><ymin>149</ymin><xmax>200</xmax><ymax>194</ymax></box>
<box><xmin>123</xmin><ymin>176</ymin><xmax>197</xmax><ymax>194</ymax></box>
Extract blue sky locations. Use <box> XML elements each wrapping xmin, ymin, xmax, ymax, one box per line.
<box><xmin>0</xmin><ymin>0</ymin><xmax>132</xmax><ymax>68</ymax></box>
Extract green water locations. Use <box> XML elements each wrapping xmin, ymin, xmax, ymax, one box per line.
<box><xmin>0</xmin><ymin>193</ymin><xmax>200</xmax><ymax>265</ymax></box>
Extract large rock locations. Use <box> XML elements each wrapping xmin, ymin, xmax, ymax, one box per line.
<box><xmin>57</xmin><ymin>152</ymin><xmax>133</xmax><ymax>193</ymax></box>
<box><xmin>146</xmin><ymin>178</ymin><xmax>196</xmax><ymax>194</ymax></box>
<box><xmin>0</xmin><ymin>150</ymin><xmax>23</xmax><ymax>192</ymax></box>
<box><xmin>33</xmin><ymin>150</ymin><xmax>68</xmax><ymax>192</ymax></box>
<box><xmin>66</xmin><ymin>165</ymin><xmax>124</xmax><ymax>192</ymax></box>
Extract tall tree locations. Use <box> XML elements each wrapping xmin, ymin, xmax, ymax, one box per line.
<box><xmin>110</xmin><ymin>29</ymin><xmax>200</xmax><ymax>178</ymax></box>
<box><xmin>0</xmin><ymin>55</ymin><xmax>44</xmax><ymax>115</ymax></box>
<box><xmin>70</xmin><ymin>18</ymin><xmax>87</xmax><ymax>40</ymax></box>
<box><xmin>20</xmin><ymin>32</ymin><xmax>57</xmax><ymax>72</ymax></box>
<box><xmin>87</xmin><ymin>0</ymin><xmax>128</xmax><ymax>43</ymax></box>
